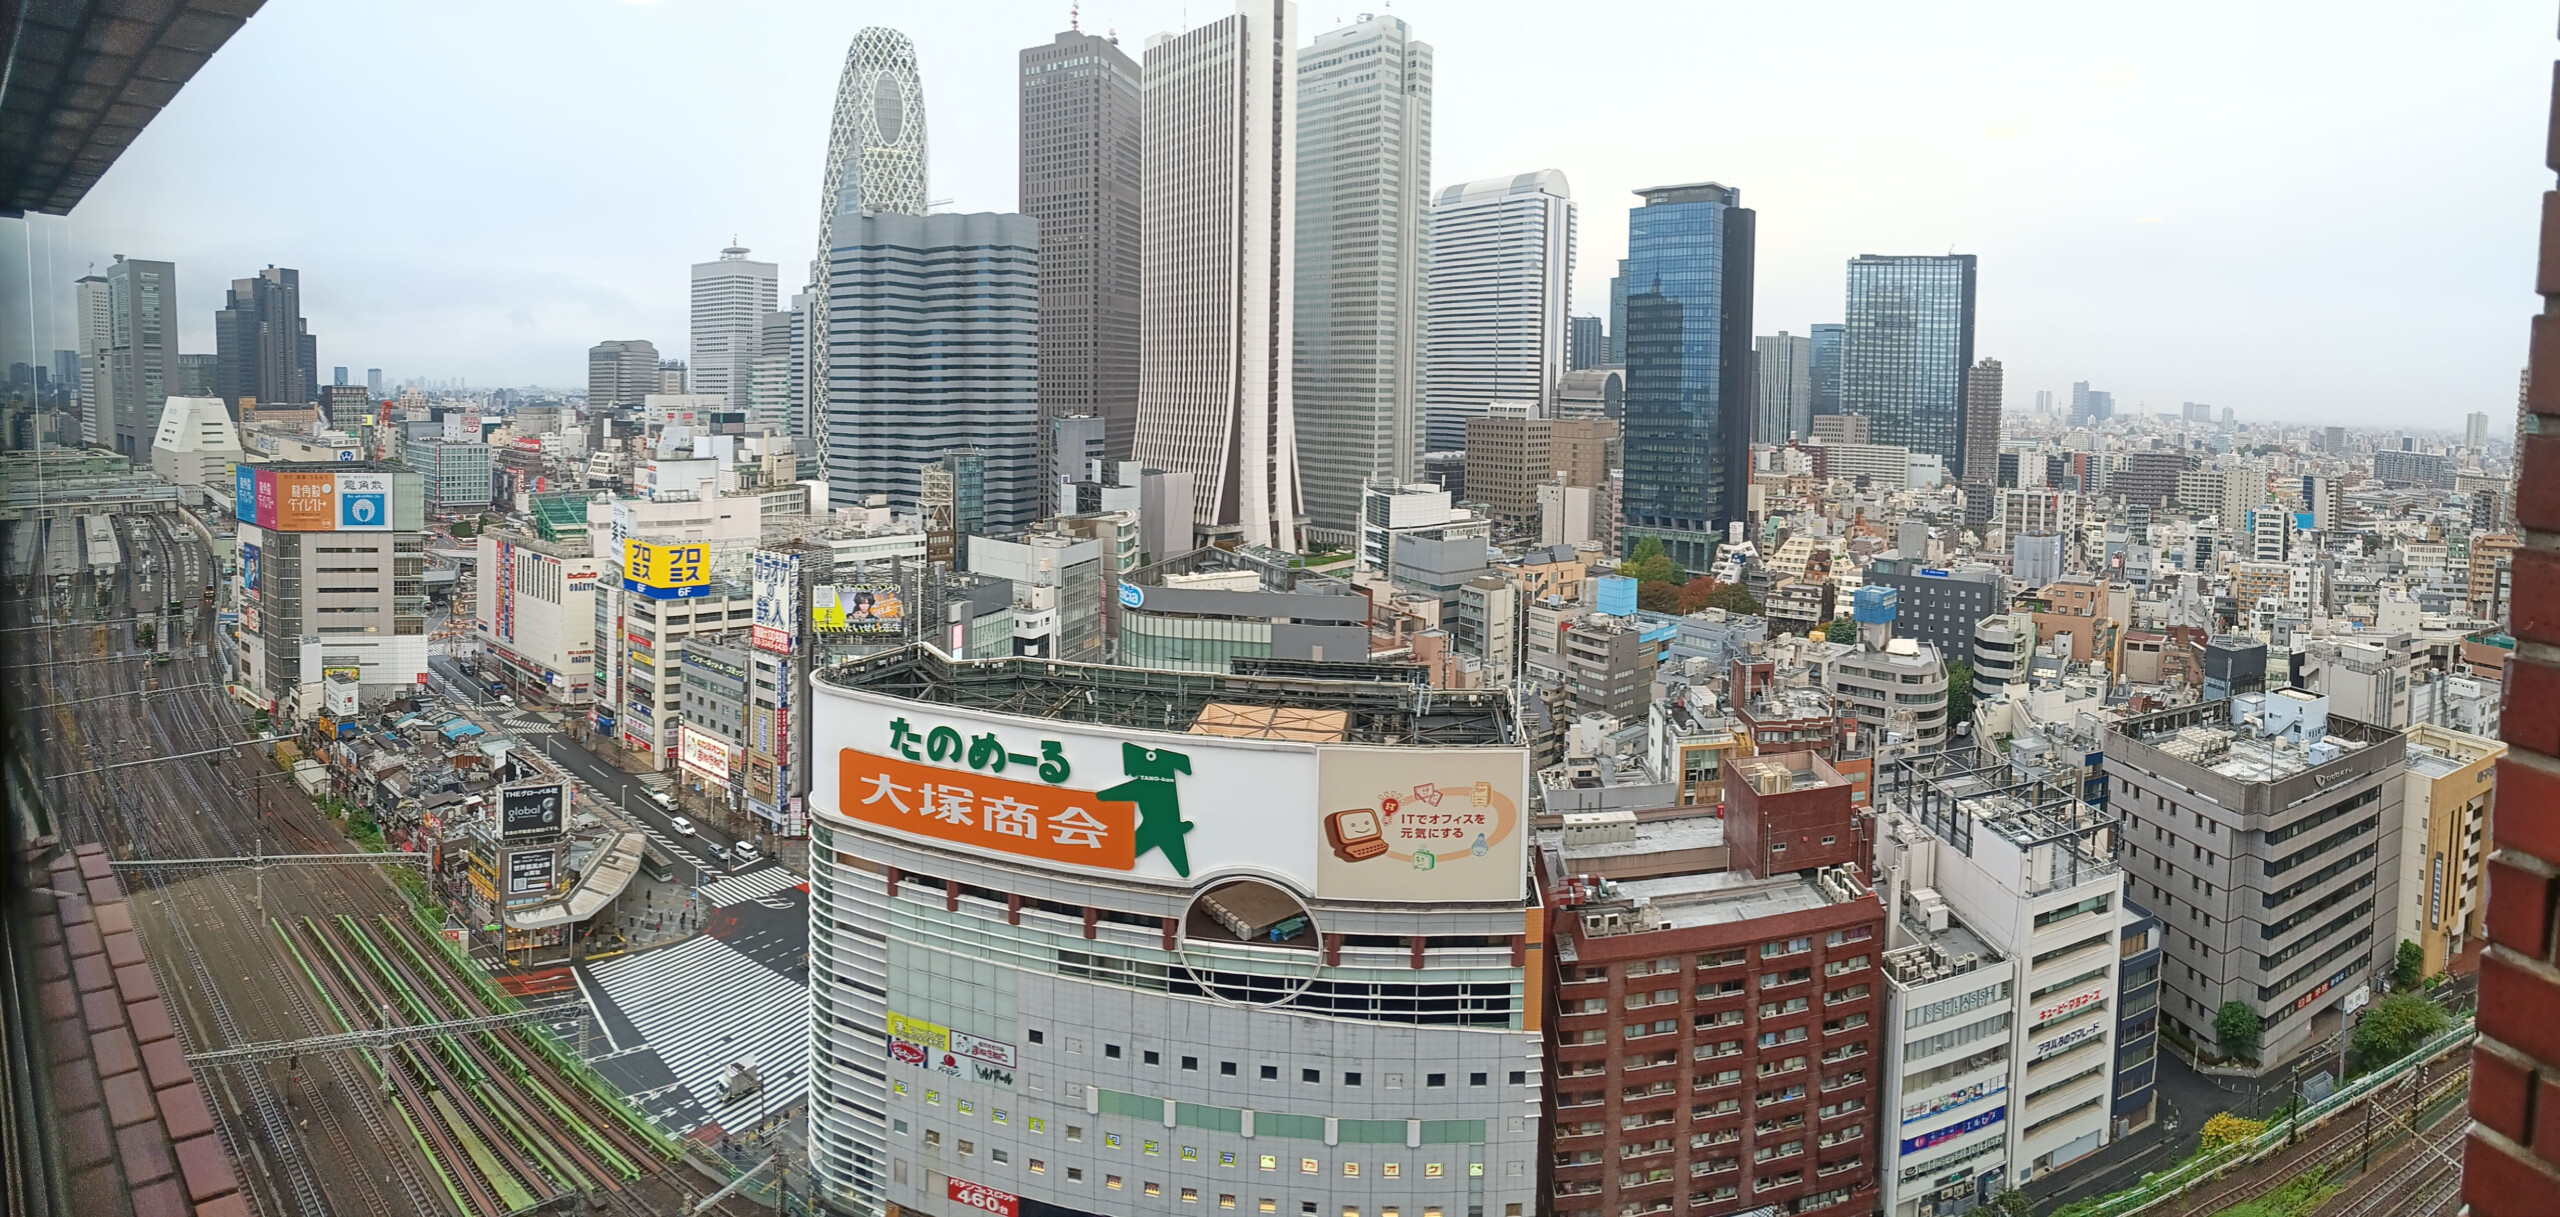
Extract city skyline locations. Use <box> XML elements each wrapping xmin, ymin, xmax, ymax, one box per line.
<box><xmin>25</xmin><ymin>1</ymin><xmax>2556</xmax><ymax>428</ymax></box>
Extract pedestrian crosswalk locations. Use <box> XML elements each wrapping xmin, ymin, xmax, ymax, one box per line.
<box><xmin>696</xmin><ymin>866</ymin><xmax>805</xmax><ymax>907</ymax></box>
<box><xmin>587</xmin><ymin>934</ymin><xmax>809</xmax><ymax>1123</ymax></box>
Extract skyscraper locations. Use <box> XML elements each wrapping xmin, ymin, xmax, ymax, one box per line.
<box><xmin>690</xmin><ymin>245</ymin><xmax>777</xmax><ymax>411</ymax></box>
<box><xmin>104</xmin><ymin>255</ymin><xmax>173</xmax><ymax>457</ymax></box>
<box><xmin>366</xmin><ymin>367</ymin><xmax>382</xmax><ymax>397</ymax></box>
<box><xmin>586</xmin><ymin>340</ymin><xmax>660</xmax><ymax>409</ymax></box>
<box><xmin>333</xmin><ymin>365</ymin><xmax>347</xmax><ymax>386</ymax></box>
<box><xmin>2468</xmin><ymin>410</ymin><xmax>2491</xmax><ymax>449</ymax></box>
<box><xmin>1607</xmin><ymin>259</ymin><xmax>1628</xmax><ymax>365</ymax></box>
<box><xmin>1842</xmin><ymin>253</ymin><xmax>1977</xmax><ymax>476</ymax></box>
<box><xmin>1020</xmin><ymin>28</ymin><xmax>1142</xmax><ymax>480</ymax></box>
<box><xmin>1962</xmin><ymin>356</ymin><xmax>2003</xmax><ymax>527</ymax></box>
<box><xmin>1752</xmin><ymin>330</ymin><xmax>1811</xmax><ymax>443</ymax></box>
<box><xmin>1807</xmin><ymin>321</ymin><xmax>1844</xmax><ymax>416</ymax></box>
<box><xmin>748</xmin><ymin>307</ymin><xmax>795</xmax><ymax>434</ymax></box>
<box><xmin>74</xmin><ymin>273</ymin><xmax>109</xmax><ymax>445</ymax></box>
<box><xmin>1620</xmin><ymin>182</ymin><xmax>1754</xmax><ymax>570</ymax></box>
<box><xmin>1132</xmin><ymin>1</ymin><xmax>1303</xmax><ymax>552</ymax></box>
<box><xmin>1421</xmin><ymin>170</ymin><xmax>1573</xmax><ymax>456</ymax></box>
<box><xmin>1296</xmin><ymin>14</ymin><xmax>1432</xmax><ymax>540</ymax></box>
<box><xmin>810</xmin><ymin>27</ymin><xmax>928</xmax><ymax>483</ymax></box>
<box><xmin>823</xmin><ymin>211</ymin><xmax>1039</xmax><ymax>528</ymax></box>
<box><xmin>212</xmin><ymin>264</ymin><xmax>316</xmax><ymax>410</ymax></box>
<box><xmin>1569</xmin><ymin>314</ymin><xmax>1604</xmax><ymax>371</ymax></box>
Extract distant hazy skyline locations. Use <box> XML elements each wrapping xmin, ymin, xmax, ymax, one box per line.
<box><xmin>36</xmin><ymin>0</ymin><xmax>2554</xmax><ymax>429</ymax></box>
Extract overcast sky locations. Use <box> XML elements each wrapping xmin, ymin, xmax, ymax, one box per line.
<box><xmin>40</xmin><ymin>0</ymin><xmax>2554</xmax><ymax>429</ymax></box>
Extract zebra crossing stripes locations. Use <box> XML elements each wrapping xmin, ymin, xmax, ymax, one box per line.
<box><xmin>587</xmin><ymin>934</ymin><xmax>811</xmax><ymax>1121</ymax></box>
<box><xmin>696</xmin><ymin>866</ymin><xmax>805</xmax><ymax>908</ymax></box>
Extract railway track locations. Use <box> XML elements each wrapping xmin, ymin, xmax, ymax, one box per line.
<box><xmin>2316</xmin><ymin>1117</ymin><xmax>2466</xmax><ymax>1217</ymax></box>
<box><xmin>2161</xmin><ymin>1053</ymin><xmax>2472</xmax><ymax>1217</ymax></box>
<box><xmin>7</xmin><ymin>510</ymin><xmax>709</xmax><ymax>1216</ymax></box>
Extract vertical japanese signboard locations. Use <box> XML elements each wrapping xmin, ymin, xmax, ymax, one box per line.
<box><xmin>751</xmin><ymin>549</ymin><xmax>800</xmax><ymax>654</ymax></box>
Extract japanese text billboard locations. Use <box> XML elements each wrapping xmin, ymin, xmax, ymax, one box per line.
<box><xmin>679</xmin><ymin>724</ymin><xmax>734</xmax><ymax>782</ymax></box>
<box><xmin>814</xmin><ymin>682</ymin><xmax>1528</xmax><ymax>902</ymax></box>
<box><xmin>231</xmin><ymin>468</ymin><xmax>392</xmax><ymax>532</ymax></box>
<box><xmin>501</xmin><ymin>782</ymin><xmax>565</xmax><ymax>840</ymax></box>
<box><xmin>751</xmin><ymin>549</ymin><xmax>802</xmax><ymax>654</ymax></box>
<box><xmin>814</xmin><ymin>583</ymin><xmax>903</xmax><ymax>636</ymax></box>
<box><xmin>622</xmin><ymin>539</ymin><xmax>710</xmax><ymax>599</ymax></box>
<box><xmin>506</xmin><ymin>847</ymin><xmax>557</xmax><ymax>901</ymax></box>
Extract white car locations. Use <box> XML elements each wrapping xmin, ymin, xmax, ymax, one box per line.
<box><xmin>732</xmin><ymin>842</ymin><xmax>761</xmax><ymax>868</ymax></box>
<box><xmin>669</xmin><ymin>815</ymin><xmax>695</xmax><ymax>836</ymax></box>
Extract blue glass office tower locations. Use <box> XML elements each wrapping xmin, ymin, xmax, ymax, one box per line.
<box><xmin>1842</xmin><ymin>253</ymin><xmax>1977</xmax><ymax>476</ymax></box>
<box><xmin>1619</xmin><ymin>182</ymin><xmax>1754</xmax><ymax>571</ymax></box>
<box><xmin>1807</xmin><ymin>321</ymin><xmax>1845</xmax><ymax>416</ymax></box>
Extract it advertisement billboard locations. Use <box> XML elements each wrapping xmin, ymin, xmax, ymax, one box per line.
<box><xmin>622</xmin><ymin>539</ymin><xmax>710</xmax><ymax>599</ymax></box>
<box><xmin>501</xmin><ymin>782</ymin><xmax>565</xmax><ymax>840</ymax></box>
<box><xmin>814</xmin><ymin>684</ymin><xmax>1527</xmax><ymax>902</ymax></box>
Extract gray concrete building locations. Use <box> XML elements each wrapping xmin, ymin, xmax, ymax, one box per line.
<box><xmin>2104</xmin><ymin>692</ymin><xmax>2407</xmax><ymax>1066</ymax></box>
<box><xmin>1862</xmin><ymin>553</ymin><xmax>2005</xmax><ymax>666</ymax></box>
<box><xmin>1021</xmin><ymin>29</ymin><xmax>1143</xmax><ymax>464</ymax></box>
<box><xmin>1295</xmin><ymin>13</ymin><xmax>1432</xmax><ymax>541</ymax></box>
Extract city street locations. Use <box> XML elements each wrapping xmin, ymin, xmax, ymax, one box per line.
<box><xmin>423</xmin><ymin>649</ymin><xmax>816</xmax><ymax>1142</ymax></box>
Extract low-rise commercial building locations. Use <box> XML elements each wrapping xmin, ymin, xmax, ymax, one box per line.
<box><xmin>2399</xmin><ymin>724</ymin><xmax>2502</xmax><ymax>978</ymax></box>
<box><xmin>1872</xmin><ymin>747</ymin><xmax>2125</xmax><ymax>1213</ymax></box>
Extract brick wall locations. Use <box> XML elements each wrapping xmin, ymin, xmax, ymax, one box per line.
<box><xmin>2465</xmin><ymin>38</ymin><xmax>2560</xmax><ymax>1216</ymax></box>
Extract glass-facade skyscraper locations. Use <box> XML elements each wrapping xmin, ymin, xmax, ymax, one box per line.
<box><xmin>1619</xmin><ymin>182</ymin><xmax>1754</xmax><ymax>571</ymax></box>
<box><xmin>1808</xmin><ymin>321</ymin><xmax>1845</xmax><ymax>416</ymax></box>
<box><xmin>1841</xmin><ymin>253</ymin><xmax>1977</xmax><ymax>476</ymax></box>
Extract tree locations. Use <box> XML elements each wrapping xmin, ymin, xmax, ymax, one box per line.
<box><xmin>2393</xmin><ymin>939</ymin><xmax>2424</xmax><ymax>991</ymax></box>
<box><xmin>1617</xmin><ymin>536</ymin><xmax>1667</xmax><ymax>577</ymax></box>
<box><xmin>1981</xmin><ymin>1186</ymin><xmax>2036</xmax><ymax>1217</ymax></box>
<box><xmin>1825</xmin><ymin>618</ymin><xmax>1857</xmax><ymax>644</ymax></box>
<box><xmin>1945</xmin><ymin>661</ymin><xmax>1974</xmax><ymax>722</ymax></box>
<box><xmin>2198</xmin><ymin>1111</ymin><xmax>2267</xmax><ymax>1152</ymax></box>
<box><xmin>1636</xmin><ymin>580</ymin><xmax>1681</xmax><ymax>614</ymax></box>
<box><xmin>2214</xmin><ymin>1000</ymin><xmax>2263</xmax><ymax>1062</ymax></box>
<box><xmin>2351</xmin><ymin>992</ymin><xmax>2450</xmax><ymax>1071</ymax></box>
<box><xmin>1703</xmin><ymin>583</ymin><xmax>1761</xmax><ymax>615</ymax></box>
<box><xmin>1676</xmin><ymin>576</ymin><xmax>1724</xmax><ymax>615</ymax></box>
<box><xmin>449</xmin><ymin>519</ymin><xmax>476</xmax><ymax>540</ymax></box>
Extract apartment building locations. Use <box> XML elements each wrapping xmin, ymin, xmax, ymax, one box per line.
<box><xmin>2105</xmin><ymin>692</ymin><xmax>2407</xmax><ymax>1065</ymax></box>
<box><xmin>1827</xmin><ymin>639</ymin><xmax>1950</xmax><ymax>750</ymax></box>
<box><xmin>1543</xmin><ymin>848</ymin><xmax>1885</xmax><ymax>1217</ymax></box>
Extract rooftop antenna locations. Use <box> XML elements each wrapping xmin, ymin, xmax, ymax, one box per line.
<box><xmin>1070</xmin><ymin>1</ymin><xmax>1079</xmax><ymax>31</ymax></box>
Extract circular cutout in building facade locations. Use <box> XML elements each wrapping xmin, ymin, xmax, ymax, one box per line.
<box><xmin>1175</xmin><ymin>878</ymin><xmax>1324</xmax><ymax>1007</ymax></box>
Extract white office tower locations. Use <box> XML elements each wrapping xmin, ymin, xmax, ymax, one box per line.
<box><xmin>811</xmin><ymin>27</ymin><xmax>929</xmax><ymax>478</ymax></box>
<box><xmin>1293</xmin><ymin>13</ymin><xmax>1432</xmax><ymax>543</ymax></box>
<box><xmin>690</xmin><ymin>245</ymin><xmax>778</xmax><ymax>411</ymax></box>
<box><xmin>1755</xmin><ymin>331</ymin><xmax>1813</xmax><ymax>444</ymax></box>
<box><xmin>1872</xmin><ymin>750</ymin><xmax>2125</xmax><ymax>1215</ymax></box>
<box><xmin>1133</xmin><ymin>2</ymin><xmax>1304</xmax><ymax>552</ymax></box>
<box><xmin>1423</xmin><ymin>170</ymin><xmax>1575</xmax><ymax>453</ymax></box>
<box><xmin>74</xmin><ymin>273</ymin><xmax>111</xmax><ymax>445</ymax></box>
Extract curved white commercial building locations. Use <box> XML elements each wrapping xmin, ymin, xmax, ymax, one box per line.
<box><xmin>806</xmin><ymin>648</ymin><xmax>1544</xmax><ymax>1217</ymax></box>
